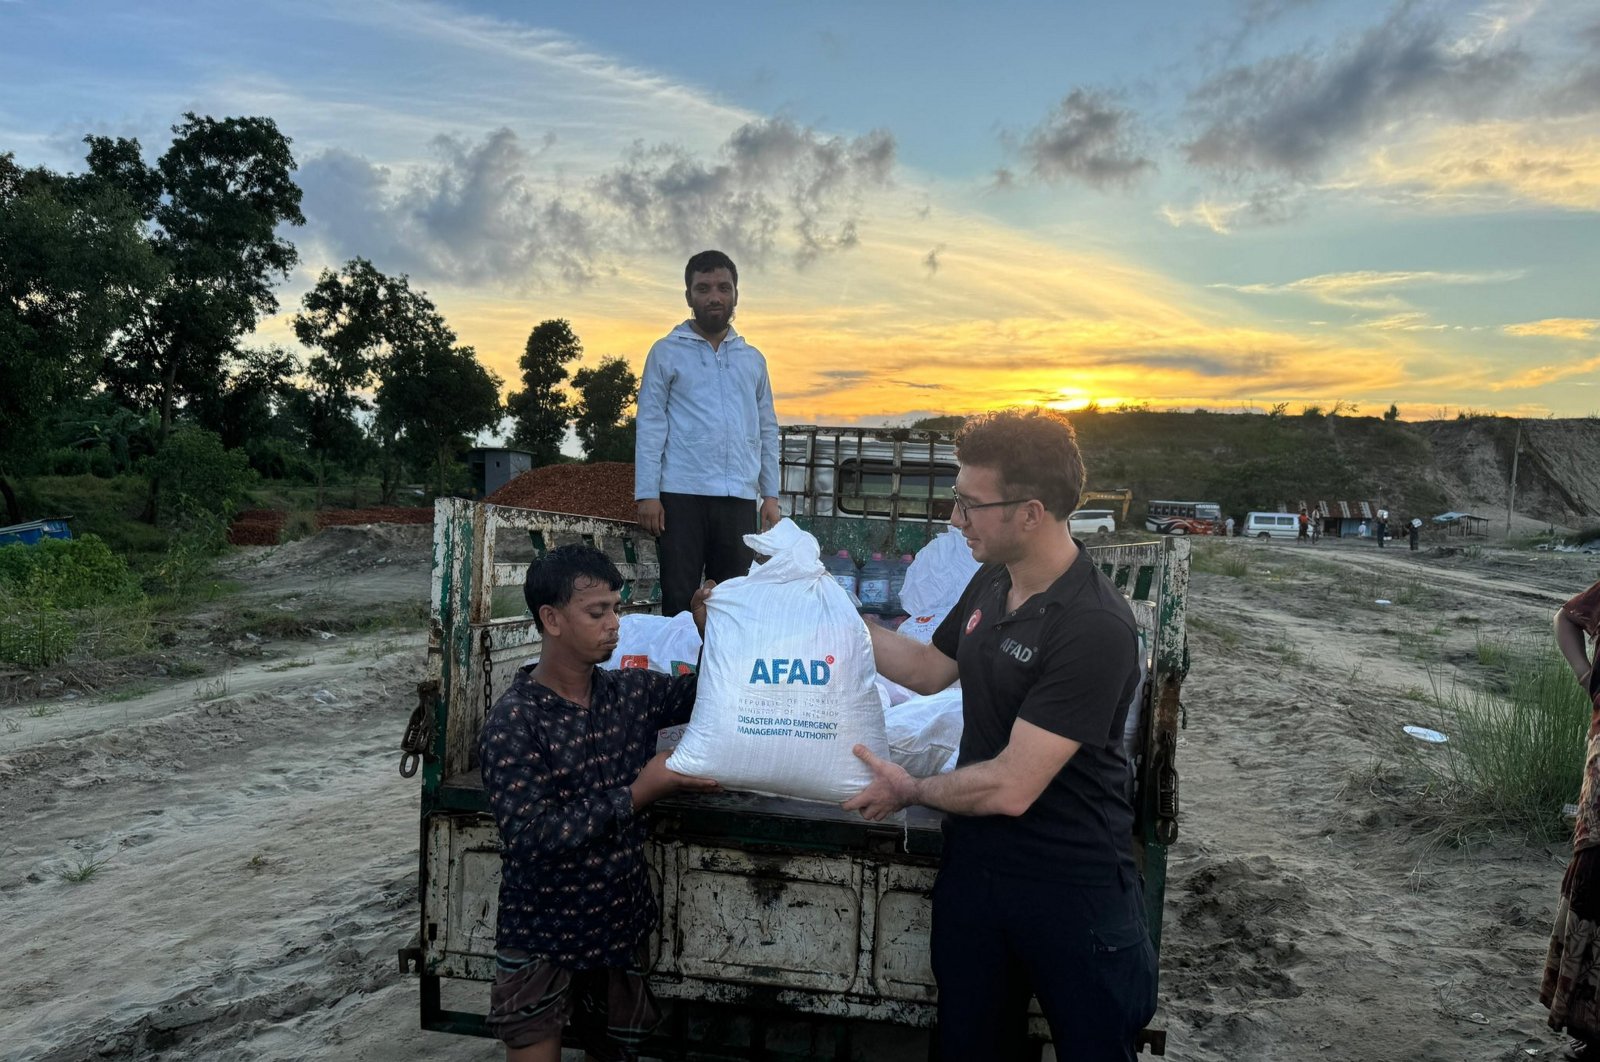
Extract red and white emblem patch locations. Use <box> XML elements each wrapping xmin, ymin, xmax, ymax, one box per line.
<box><xmin>965</xmin><ymin>608</ymin><xmax>983</xmax><ymax>635</ymax></box>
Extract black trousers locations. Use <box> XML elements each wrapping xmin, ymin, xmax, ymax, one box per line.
<box><xmin>656</xmin><ymin>493</ymin><xmax>757</xmax><ymax>616</ymax></box>
<box><xmin>929</xmin><ymin>855</ymin><xmax>1157</xmax><ymax>1061</ymax></box>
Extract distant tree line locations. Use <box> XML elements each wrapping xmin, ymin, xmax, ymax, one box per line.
<box><xmin>0</xmin><ymin>112</ymin><xmax>637</xmax><ymax>527</ymax></box>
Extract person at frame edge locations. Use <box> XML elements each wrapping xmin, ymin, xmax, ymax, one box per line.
<box><xmin>843</xmin><ymin>409</ymin><xmax>1159</xmax><ymax>1061</ymax></box>
<box><xmin>1542</xmin><ymin>576</ymin><xmax>1600</xmax><ymax>1062</ymax></box>
<box><xmin>479</xmin><ymin>544</ymin><xmax>720</xmax><ymax>1062</ymax></box>
<box><xmin>634</xmin><ymin>249</ymin><xmax>782</xmax><ymax>617</ymax></box>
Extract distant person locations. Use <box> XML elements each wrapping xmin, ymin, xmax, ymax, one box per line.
<box><xmin>1310</xmin><ymin>507</ymin><xmax>1323</xmax><ymax>544</ymax></box>
<box><xmin>1297</xmin><ymin>508</ymin><xmax>1309</xmax><ymax>543</ymax></box>
<box><xmin>1359</xmin><ymin>520</ymin><xmax>1369</xmax><ymax>539</ymax></box>
<box><xmin>480</xmin><ymin>545</ymin><xmax>720</xmax><ymax>1062</ymax></box>
<box><xmin>843</xmin><ymin>409</ymin><xmax>1157</xmax><ymax>1061</ymax></box>
<box><xmin>1223</xmin><ymin>515</ymin><xmax>1235</xmax><ymax>538</ymax></box>
<box><xmin>1542</xmin><ymin>576</ymin><xmax>1600</xmax><ymax>1060</ymax></box>
<box><xmin>1375</xmin><ymin>517</ymin><xmax>1388</xmax><ymax>548</ymax></box>
<box><xmin>1408</xmin><ymin>517</ymin><xmax>1421</xmax><ymax>551</ymax></box>
<box><xmin>635</xmin><ymin>250</ymin><xmax>781</xmax><ymax>616</ymax></box>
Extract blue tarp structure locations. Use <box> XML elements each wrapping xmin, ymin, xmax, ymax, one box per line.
<box><xmin>0</xmin><ymin>518</ymin><xmax>73</xmax><ymax>547</ymax></box>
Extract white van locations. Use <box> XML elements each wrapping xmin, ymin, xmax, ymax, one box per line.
<box><xmin>1244</xmin><ymin>511</ymin><xmax>1300</xmax><ymax>540</ymax></box>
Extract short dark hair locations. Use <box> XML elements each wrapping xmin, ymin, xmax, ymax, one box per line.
<box><xmin>524</xmin><ymin>544</ymin><xmax>623</xmax><ymax>632</ymax></box>
<box><xmin>685</xmin><ymin>250</ymin><xmax>738</xmax><ymax>290</ymax></box>
<box><xmin>955</xmin><ymin>408</ymin><xmax>1085</xmax><ymax>519</ymax></box>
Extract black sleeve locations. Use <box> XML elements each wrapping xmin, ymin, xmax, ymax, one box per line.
<box><xmin>931</xmin><ymin>567</ymin><xmax>988</xmax><ymax>659</ymax></box>
<box><xmin>1017</xmin><ymin>609</ymin><xmax>1137</xmax><ymax>746</ymax></box>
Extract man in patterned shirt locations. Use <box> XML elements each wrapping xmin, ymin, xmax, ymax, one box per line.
<box><xmin>480</xmin><ymin>544</ymin><xmax>718</xmax><ymax>1062</ymax></box>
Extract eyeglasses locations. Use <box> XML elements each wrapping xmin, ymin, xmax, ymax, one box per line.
<box><xmin>949</xmin><ymin>489</ymin><xmax>1032</xmax><ymax>519</ymax></box>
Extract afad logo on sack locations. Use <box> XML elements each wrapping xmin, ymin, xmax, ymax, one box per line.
<box><xmin>749</xmin><ymin>654</ymin><xmax>834</xmax><ymax>686</ymax></box>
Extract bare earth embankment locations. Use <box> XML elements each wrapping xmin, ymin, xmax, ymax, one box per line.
<box><xmin>3</xmin><ymin>525</ymin><xmax>1598</xmax><ymax>1060</ymax></box>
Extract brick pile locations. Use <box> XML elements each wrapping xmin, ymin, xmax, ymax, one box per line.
<box><xmin>228</xmin><ymin>505</ymin><xmax>433</xmax><ymax>546</ymax></box>
<box><xmin>485</xmin><ymin>462</ymin><xmax>637</xmax><ymax>522</ymax></box>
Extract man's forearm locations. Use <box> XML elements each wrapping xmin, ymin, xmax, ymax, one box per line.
<box><xmin>908</xmin><ymin>759</ymin><xmax>1028</xmax><ymax>818</ymax></box>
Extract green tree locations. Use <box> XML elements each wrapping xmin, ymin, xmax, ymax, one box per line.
<box><xmin>294</xmin><ymin>259</ymin><xmax>501</xmax><ymax>499</ymax></box>
<box><xmin>506</xmin><ymin>319</ymin><xmax>581</xmax><ymax>464</ymax></box>
<box><xmin>377</xmin><ymin>338</ymin><xmax>503</xmax><ymax>495</ymax></box>
<box><xmin>292</xmin><ymin>258</ymin><xmax>410</xmax><ymax>502</ymax></box>
<box><xmin>144</xmin><ymin>423</ymin><xmax>256</xmax><ymax>524</ymax></box>
<box><xmin>89</xmin><ymin>115</ymin><xmax>304</xmax><ymax>517</ymax></box>
<box><xmin>910</xmin><ymin>415</ymin><xmax>966</xmax><ymax>431</ymax></box>
<box><xmin>0</xmin><ymin>153</ymin><xmax>161</xmax><ymax>521</ymax></box>
<box><xmin>572</xmin><ymin>356</ymin><xmax>638</xmax><ymax>462</ymax></box>
<box><xmin>1385</xmin><ymin>403</ymin><xmax>1400</xmax><ymax>422</ymax></box>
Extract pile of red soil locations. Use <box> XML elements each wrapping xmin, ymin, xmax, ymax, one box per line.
<box><xmin>315</xmin><ymin>506</ymin><xmax>433</xmax><ymax>528</ymax></box>
<box><xmin>227</xmin><ymin>505</ymin><xmax>433</xmax><ymax>545</ymax></box>
<box><xmin>485</xmin><ymin>462</ymin><xmax>638</xmax><ymax>522</ymax></box>
<box><xmin>229</xmin><ymin>509</ymin><xmax>286</xmax><ymax>546</ymax></box>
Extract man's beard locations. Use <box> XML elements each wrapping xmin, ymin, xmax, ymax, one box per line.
<box><xmin>694</xmin><ymin>304</ymin><xmax>733</xmax><ymax>333</ymax></box>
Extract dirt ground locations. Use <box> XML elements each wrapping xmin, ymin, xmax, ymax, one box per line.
<box><xmin>3</xmin><ymin>524</ymin><xmax>1599</xmax><ymax>1061</ymax></box>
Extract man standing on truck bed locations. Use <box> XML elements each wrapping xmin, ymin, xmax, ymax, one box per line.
<box><xmin>480</xmin><ymin>545</ymin><xmax>719</xmax><ymax>1062</ymax></box>
<box><xmin>843</xmin><ymin>408</ymin><xmax>1158</xmax><ymax>1061</ymax></box>
<box><xmin>635</xmin><ymin>250</ymin><xmax>781</xmax><ymax>617</ymax></box>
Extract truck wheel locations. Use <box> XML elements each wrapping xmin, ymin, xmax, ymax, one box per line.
<box><xmin>1096</xmin><ymin>527</ymin><xmax>1111</xmax><ymax>536</ymax></box>
<box><xmin>1257</xmin><ymin>532</ymin><xmax>1270</xmax><ymax>540</ymax></box>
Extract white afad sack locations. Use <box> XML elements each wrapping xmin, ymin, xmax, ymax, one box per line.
<box><xmin>666</xmin><ymin>519</ymin><xmax>889</xmax><ymax>803</ymax></box>
<box><xmin>603</xmin><ymin>611</ymin><xmax>702</xmax><ymax>675</ymax></box>
<box><xmin>900</xmin><ymin>526</ymin><xmax>981</xmax><ymax>618</ymax></box>
<box><xmin>886</xmin><ymin>686</ymin><xmax>964</xmax><ymax>778</ymax></box>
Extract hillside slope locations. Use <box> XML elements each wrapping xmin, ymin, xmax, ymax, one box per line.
<box><xmin>1066</xmin><ymin>412</ymin><xmax>1600</xmax><ymax>530</ymax></box>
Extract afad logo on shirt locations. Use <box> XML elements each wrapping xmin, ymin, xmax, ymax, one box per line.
<box><xmin>749</xmin><ymin>655</ymin><xmax>834</xmax><ymax>685</ymax></box>
<box><xmin>965</xmin><ymin>608</ymin><xmax>983</xmax><ymax>635</ymax></box>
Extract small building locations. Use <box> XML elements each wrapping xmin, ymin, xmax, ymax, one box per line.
<box><xmin>466</xmin><ymin>448</ymin><xmax>534</xmax><ymax>498</ymax></box>
<box><xmin>1278</xmin><ymin>500</ymin><xmax>1387</xmax><ymax>538</ymax></box>
<box><xmin>1431</xmin><ymin>512</ymin><xmax>1489</xmax><ymax>537</ymax></box>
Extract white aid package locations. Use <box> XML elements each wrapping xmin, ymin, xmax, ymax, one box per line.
<box><xmin>900</xmin><ymin>526</ymin><xmax>981</xmax><ymax>618</ymax></box>
<box><xmin>666</xmin><ymin>519</ymin><xmax>889</xmax><ymax>803</ymax></box>
<box><xmin>886</xmin><ymin>686</ymin><xmax>964</xmax><ymax>778</ymax></box>
<box><xmin>602</xmin><ymin>611</ymin><xmax>703</xmax><ymax>676</ymax></box>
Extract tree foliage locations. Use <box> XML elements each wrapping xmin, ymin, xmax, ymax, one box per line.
<box><xmin>144</xmin><ymin>424</ymin><xmax>256</xmax><ymax>524</ymax></box>
<box><xmin>572</xmin><ymin>357</ymin><xmax>638</xmax><ymax>462</ymax></box>
<box><xmin>506</xmin><ymin>319</ymin><xmax>581</xmax><ymax>464</ymax></box>
<box><xmin>0</xmin><ymin>153</ymin><xmax>162</xmax><ymax>519</ymax></box>
<box><xmin>295</xmin><ymin>258</ymin><xmax>501</xmax><ymax>498</ymax></box>
<box><xmin>93</xmin><ymin>114</ymin><xmax>305</xmax><ymax>441</ymax></box>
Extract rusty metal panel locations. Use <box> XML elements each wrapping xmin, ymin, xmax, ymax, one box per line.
<box><xmin>423</xmin><ymin>814</ymin><xmax>501</xmax><ymax>981</ymax></box>
<box><xmin>870</xmin><ymin>863</ymin><xmax>937</xmax><ymax>1001</ymax></box>
<box><xmin>663</xmin><ymin>845</ymin><xmax>866</xmax><ymax>993</ymax></box>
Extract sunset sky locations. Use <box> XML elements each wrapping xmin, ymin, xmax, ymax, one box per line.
<box><xmin>4</xmin><ymin>0</ymin><xmax>1599</xmax><ymax>423</ymax></box>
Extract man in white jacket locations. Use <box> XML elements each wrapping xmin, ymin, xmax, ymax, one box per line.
<box><xmin>635</xmin><ymin>251</ymin><xmax>781</xmax><ymax>616</ymax></box>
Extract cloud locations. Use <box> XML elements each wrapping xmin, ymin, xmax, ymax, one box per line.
<box><xmin>1487</xmin><ymin>352</ymin><xmax>1600</xmax><ymax>390</ymax></box>
<box><xmin>1159</xmin><ymin>185</ymin><xmax>1302</xmax><ymax>233</ymax></box>
<box><xmin>1358</xmin><ymin>118</ymin><xmax>1600</xmax><ymax>212</ymax></box>
<box><xmin>1504</xmin><ymin>317</ymin><xmax>1600</xmax><ymax>339</ymax></box>
<box><xmin>299</xmin><ymin>118</ymin><xmax>896</xmax><ymax>286</ymax></box>
<box><xmin>1008</xmin><ymin>90</ymin><xmax>1154</xmax><ymax>189</ymax></box>
<box><xmin>1216</xmin><ymin>268</ymin><xmax>1521</xmax><ymax>309</ymax></box>
<box><xmin>1358</xmin><ymin>311</ymin><xmax>1448</xmax><ymax>332</ymax></box>
<box><xmin>1184</xmin><ymin>11</ymin><xmax>1526</xmax><ymax>178</ymax></box>
<box><xmin>298</xmin><ymin>130</ymin><xmax>601</xmax><ymax>287</ymax></box>
<box><xmin>923</xmin><ymin>245</ymin><xmax>945</xmax><ymax>276</ymax></box>
<box><xmin>594</xmin><ymin>117</ymin><xmax>894</xmax><ymax>268</ymax></box>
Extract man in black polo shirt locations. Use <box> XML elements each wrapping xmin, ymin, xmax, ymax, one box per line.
<box><xmin>843</xmin><ymin>408</ymin><xmax>1157</xmax><ymax>1061</ymax></box>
